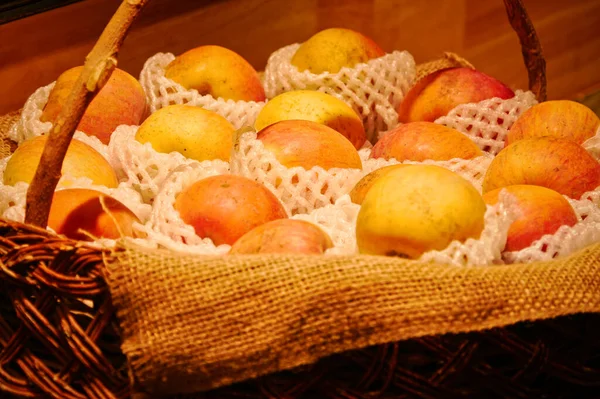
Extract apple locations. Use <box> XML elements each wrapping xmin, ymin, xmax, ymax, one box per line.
<box><xmin>40</xmin><ymin>66</ymin><xmax>147</xmax><ymax>145</ymax></box>
<box><xmin>397</xmin><ymin>67</ymin><xmax>515</xmax><ymax>123</ymax></box>
<box><xmin>135</xmin><ymin>104</ymin><xmax>235</xmax><ymax>162</ymax></box>
<box><xmin>164</xmin><ymin>45</ymin><xmax>266</xmax><ymax>102</ymax></box>
<box><xmin>482</xmin><ymin>185</ymin><xmax>578</xmax><ymax>252</ymax></box>
<box><xmin>290</xmin><ymin>27</ymin><xmax>386</xmax><ymax>74</ymax></box>
<box><xmin>356</xmin><ymin>164</ymin><xmax>486</xmax><ymax>258</ymax></box>
<box><xmin>506</xmin><ymin>100</ymin><xmax>600</xmax><ymax>146</ymax></box>
<box><xmin>229</xmin><ymin>219</ymin><xmax>333</xmax><ymax>254</ymax></box>
<box><xmin>3</xmin><ymin>135</ymin><xmax>118</xmax><ymax>188</ymax></box>
<box><xmin>256</xmin><ymin>120</ymin><xmax>362</xmax><ymax>170</ymax></box>
<box><xmin>482</xmin><ymin>137</ymin><xmax>600</xmax><ymax>199</ymax></box>
<box><xmin>370</xmin><ymin>121</ymin><xmax>482</xmax><ymax>161</ymax></box>
<box><xmin>254</xmin><ymin>90</ymin><xmax>366</xmax><ymax>149</ymax></box>
<box><xmin>48</xmin><ymin>188</ymin><xmax>141</xmax><ymax>241</ymax></box>
<box><xmin>174</xmin><ymin>174</ymin><xmax>288</xmax><ymax>246</ymax></box>
<box><xmin>349</xmin><ymin>164</ymin><xmax>409</xmax><ymax>205</ymax></box>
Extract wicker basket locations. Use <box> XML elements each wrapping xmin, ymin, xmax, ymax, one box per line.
<box><xmin>1</xmin><ymin>1</ymin><xmax>599</xmax><ymax>398</ymax></box>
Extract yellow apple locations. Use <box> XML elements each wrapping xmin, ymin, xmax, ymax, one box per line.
<box><xmin>164</xmin><ymin>45</ymin><xmax>266</xmax><ymax>102</ymax></box>
<box><xmin>135</xmin><ymin>104</ymin><xmax>235</xmax><ymax>162</ymax></box>
<box><xmin>256</xmin><ymin>120</ymin><xmax>362</xmax><ymax>170</ymax></box>
<box><xmin>229</xmin><ymin>219</ymin><xmax>333</xmax><ymax>254</ymax></box>
<box><xmin>254</xmin><ymin>90</ymin><xmax>366</xmax><ymax>149</ymax></box>
<box><xmin>356</xmin><ymin>164</ymin><xmax>486</xmax><ymax>258</ymax></box>
<box><xmin>370</xmin><ymin>121</ymin><xmax>483</xmax><ymax>161</ymax></box>
<box><xmin>349</xmin><ymin>164</ymin><xmax>409</xmax><ymax>205</ymax></box>
<box><xmin>3</xmin><ymin>135</ymin><xmax>118</xmax><ymax>188</ymax></box>
<box><xmin>41</xmin><ymin>66</ymin><xmax>148</xmax><ymax>145</ymax></box>
<box><xmin>291</xmin><ymin>28</ymin><xmax>386</xmax><ymax>74</ymax></box>
<box><xmin>506</xmin><ymin>100</ymin><xmax>600</xmax><ymax>146</ymax></box>
<box><xmin>48</xmin><ymin>188</ymin><xmax>141</xmax><ymax>241</ymax></box>
<box><xmin>174</xmin><ymin>174</ymin><xmax>288</xmax><ymax>246</ymax></box>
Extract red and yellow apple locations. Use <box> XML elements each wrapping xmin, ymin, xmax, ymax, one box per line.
<box><xmin>506</xmin><ymin>100</ymin><xmax>600</xmax><ymax>146</ymax></box>
<box><xmin>256</xmin><ymin>120</ymin><xmax>362</xmax><ymax>170</ymax></box>
<box><xmin>3</xmin><ymin>135</ymin><xmax>118</xmax><ymax>188</ymax></box>
<box><xmin>370</xmin><ymin>121</ymin><xmax>482</xmax><ymax>161</ymax></box>
<box><xmin>291</xmin><ymin>27</ymin><xmax>386</xmax><ymax>74</ymax></box>
<box><xmin>48</xmin><ymin>188</ymin><xmax>141</xmax><ymax>241</ymax></box>
<box><xmin>174</xmin><ymin>174</ymin><xmax>288</xmax><ymax>246</ymax></box>
<box><xmin>482</xmin><ymin>137</ymin><xmax>600</xmax><ymax>199</ymax></box>
<box><xmin>165</xmin><ymin>45</ymin><xmax>266</xmax><ymax>102</ymax></box>
<box><xmin>356</xmin><ymin>164</ymin><xmax>486</xmax><ymax>258</ymax></box>
<box><xmin>135</xmin><ymin>104</ymin><xmax>235</xmax><ymax>162</ymax></box>
<box><xmin>254</xmin><ymin>90</ymin><xmax>366</xmax><ymax>149</ymax></box>
<box><xmin>41</xmin><ymin>66</ymin><xmax>147</xmax><ymax>144</ymax></box>
<box><xmin>349</xmin><ymin>164</ymin><xmax>409</xmax><ymax>205</ymax></box>
<box><xmin>482</xmin><ymin>184</ymin><xmax>578</xmax><ymax>252</ymax></box>
<box><xmin>397</xmin><ymin>67</ymin><xmax>515</xmax><ymax>123</ymax></box>
<box><xmin>229</xmin><ymin>219</ymin><xmax>333</xmax><ymax>254</ymax></box>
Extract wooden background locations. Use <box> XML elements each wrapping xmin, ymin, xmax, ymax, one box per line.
<box><xmin>0</xmin><ymin>0</ymin><xmax>599</xmax><ymax>115</ymax></box>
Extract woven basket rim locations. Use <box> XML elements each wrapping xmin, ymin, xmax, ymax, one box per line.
<box><xmin>1</xmin><ymin>215</ymin><xmax>599</xmax><ymax>270</ymax></box>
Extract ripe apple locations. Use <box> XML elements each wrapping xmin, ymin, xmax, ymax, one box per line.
<box><xmin>40</xmin><ymin>66</ymin><xmax>147</xmax><ymax>145</ymax></box>
<box><xmin>482</xmin><ymin>137</ymin><xmax>600</xmax><ymax>199</ymax></box>
<box><xmin>254</xmin><ymin>90</ymin><xmax>366</xmax><ymax>149</ymax></box>
<box><xmin>3</xmin><ymin>135</ymin><xmax>118</xmax><ymax>188</ymax></box>
<box><xmin>135</xmin><ymin>104</ymin><xmax>235</xmax><ymax>162</ymax></box>
<box><xmin>356</xmin><ymin>164</ymin><xmax>486</xmax><ymax>258</ymax></box>
<box><xmin>164</xmin><ymin>45</ymin><xmax>266</xmax><ymax>102</ymax></box>
<box><xmin>290</xmin><ymin>27</ymin><xmax>386</xmax><ymax>74</ymax></box>
<box><xmin>256</xmin><ymin>120</ymin><xmax>362</xmax><ymax>170</ymax></box>
<box><xmin>397</xmin><ymin>67</ymin><xmax>515</xmax><ymax>123</ymax></box>
<box><xmin>48</xmin><ymin>188</ymin><xmax>141</xmax><ymax>241</ymax></box>
<box><xmin>370</xmin><ymin>121</ymin><xmax>482</xmax><ymax>161</ymax></box>
<box><xmin>482</xmin><ymin>185</ymin><xmax>578</xmax><ymax>252</ymax></box>
<box><xmin>349</xmin><ymin>164</ymin><xmax>409</xmax><ymax>205</ymax></box>
<box><xmin>174</xmin><ymin>174</ymin><xmax>288</xmax><ymax>246</ymax></box>
<box><xmin>506</xmin><ymin>100</ymin><xmax>600</xmax><ymax>146</ymax></box>
<box><xmin>229</xmin><ymin>219</ymin><xmax>333</xmax><ymax>254</ymax></box>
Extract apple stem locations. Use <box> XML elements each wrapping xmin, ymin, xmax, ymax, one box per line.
<box><xmin>503</xmin><ymin>0</ymin><xmax>547</xmax><ymax>102</ymax></box>
<box><xmin>24</xmin><ymin>0</ymin><xmax>150</xmax><ymax>227</ymax></box>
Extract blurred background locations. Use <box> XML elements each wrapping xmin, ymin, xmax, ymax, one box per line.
<box><xmin>0</xmin><ymin>0</ymin><xmax>598</xmax><ymax>115</ymax></box>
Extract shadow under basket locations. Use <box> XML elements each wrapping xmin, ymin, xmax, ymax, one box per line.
<box><xmin>208</xmin><ymin>314</ymin><xmax>600</xmax><ymax>399</ymax></box>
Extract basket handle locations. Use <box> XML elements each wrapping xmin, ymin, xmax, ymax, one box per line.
<box><xmin>24</xmin><ymin>0</ymin><xmax>150</xmax><ymax>227</ymax></box>
<box><xmin>503</xmin><ymin>0</ymin><xmax>547</xmax><ymax>102</ymax></box>
<box><xmin>23</xmin><ymin>0</ymin><xmax>545</xmax><ymax>227</ymax></box>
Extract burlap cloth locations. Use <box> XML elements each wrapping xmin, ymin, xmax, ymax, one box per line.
<box><xmin>106</xmin><ymin>242</ymin><xmax>600</xmax><ymax>396</ymax></box>
<box><xmin>1</xmin><ymin>84</ymin><xmax>599</xmax><ymax>397</ymax></box>
<box><xmin>0</xmin><ymin>111</ymin><xmax>18</xmax><ymax>158</ymax></box>
<box><xmin>414</xmin><ymin>52</ymin><xmax>475</xmax><ymax>81</ymax></box>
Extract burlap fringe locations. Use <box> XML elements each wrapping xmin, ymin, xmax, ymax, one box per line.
<box><xmin>0</xmin><ymin>111</ymin><xmax>19</xmax><ymax>158</ymax></box>
<box><xmin>415</xmin><ymin>52</ymin><xmax>475</xmax><ymax>82</ymax></box>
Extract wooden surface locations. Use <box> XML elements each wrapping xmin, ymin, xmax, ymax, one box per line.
<box><xmin>0</xmin><ymin>0</ymin><xmax>599</xmax><ymax>115</ymax></box>
<box><xmin>0</xmin><ymin>0</ymin><xmax>83</xmax><ymax>24</ymax></box>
